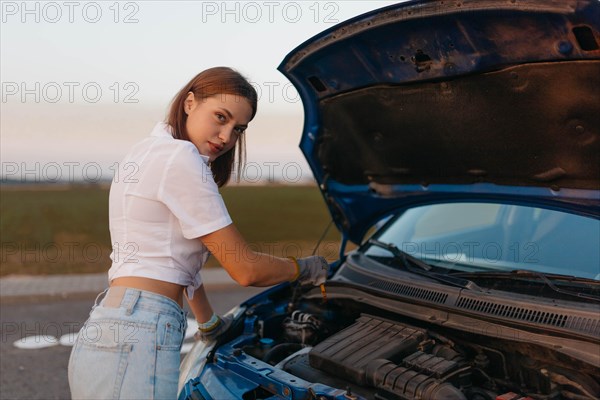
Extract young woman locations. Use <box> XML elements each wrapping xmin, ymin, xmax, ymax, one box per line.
<box><xmin>67</xmin><ymin>67</ymin><xmax>328</xmax><ymax>399</ymax></box>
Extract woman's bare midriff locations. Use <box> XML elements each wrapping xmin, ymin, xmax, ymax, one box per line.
<box><xmin>110</xmin><ymin>277</ymin><xmax>185</xmax><ymax>307</ymax></box>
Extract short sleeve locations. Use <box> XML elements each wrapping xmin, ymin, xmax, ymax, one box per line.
<box><xmin>158</xmin><ymin>144</ymin><xmax>232</xmax><ymax>239</ymax></box>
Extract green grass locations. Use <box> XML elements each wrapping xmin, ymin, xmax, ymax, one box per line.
<box><xmin>1</xmin><ymin>184</ymin><xmax>341</xmax><ymax>276</ymax></box>
<box><xmin>221</xmin><ymin>185</ymin><xmax>336</xmax><ymax>242</ymax></box>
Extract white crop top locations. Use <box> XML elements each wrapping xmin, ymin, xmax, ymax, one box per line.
<box><xmin>107</xmin><ymin>122</ymin><xmax>232</xmax><ymax>298</ymax></box>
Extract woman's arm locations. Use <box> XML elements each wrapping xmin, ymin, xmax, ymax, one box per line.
<box><xmin>185</xmin><ymin>284</ymin><xmax>214</xmax><ymax>323</ymax></box>
<box><xmin>199</xmin><ymin>223</ymin><xmax>297</xmax><ymax>287</ymax></box>
<box><xmin>186</xmin><ymin>284</ymin><xmax>233</xmax><ymax>340</ymax></box>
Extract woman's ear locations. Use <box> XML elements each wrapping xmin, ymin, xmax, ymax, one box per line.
<box><xmin>184</xmin><ymin>92</ymin><xmax>196</xmax><ymax>115</ymax></box>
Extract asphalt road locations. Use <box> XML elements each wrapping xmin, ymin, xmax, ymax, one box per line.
<box><xmin>0</xmin><ymin>286</ymin><xmax>264</xmax><ymax>400</ymax></box>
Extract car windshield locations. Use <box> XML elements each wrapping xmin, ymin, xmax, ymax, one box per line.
<box><xmin>364</xmin><ymin>203</ymin><xmax>600</xmax><ymax>281</ymax></box>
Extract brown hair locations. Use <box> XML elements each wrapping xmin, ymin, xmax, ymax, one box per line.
<box><xmin>167</xmin><ymin>67</ymin><xmax>258</xmax><ymax>187</ymax></box>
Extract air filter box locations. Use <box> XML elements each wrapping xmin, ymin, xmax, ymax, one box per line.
<box><xmin>309</xmin><ymin>314</ymin><xmax>426</xmax><ymax>385</ymax></box>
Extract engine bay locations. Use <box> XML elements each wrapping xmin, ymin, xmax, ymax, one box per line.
<box><xmin>224</xmin><ymin>285</ymin><xmax>600</xmax><ymax>400</ymax></box>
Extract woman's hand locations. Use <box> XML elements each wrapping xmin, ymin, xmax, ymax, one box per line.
<box><xmin>195</xmin><ymin>314</ymin><xmax>233</xmax><ymax>342</ymax></box>
<box><xmin>293</xmin><ymin>256</ymin><xmax>329</xmax><ymax>286</ymax></box>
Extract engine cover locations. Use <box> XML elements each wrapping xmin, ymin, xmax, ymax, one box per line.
<box><xmin>308</xmin><ymin>314</ymin><xmax>470</xmax><ymax>399</ymax></box>
<box><xmin>309</xmin><ymin>314</ymin><xmax>427</xmax><ymax>385</ymax></box>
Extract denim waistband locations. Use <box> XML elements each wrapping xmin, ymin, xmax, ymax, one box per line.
<box><xmin>96</xmin><ymin>287</ymin><xmax>185</xmax><ymax>319</ymax></box>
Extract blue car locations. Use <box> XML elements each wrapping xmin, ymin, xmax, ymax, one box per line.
<box><xmin>179</xmin><ymin>1</ymin><xmax>600</xmax><ymax>399</ymax></box>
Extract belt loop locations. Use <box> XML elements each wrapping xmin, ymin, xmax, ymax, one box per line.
<box><xmin>93</xmin><ymin>288</ymin><xmax>109</xmax><ymax>308</ymax></box>
<box><xmin>103</xmin><ymin>286</ymin><xmax>127</xmax><ymax>308</ymax></box>
<box><xmin>125</xmin><ymin>290</ymin><xmax>141</xmax><ymax>315</ymax></box>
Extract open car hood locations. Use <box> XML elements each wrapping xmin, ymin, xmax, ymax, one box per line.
<box><xmin>277</xmin><ymin>0</ymin><xmax>600</xmax><ymax>244</ymax></box>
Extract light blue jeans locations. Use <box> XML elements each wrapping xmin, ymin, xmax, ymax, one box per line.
<box><xmin>68</xmin><ymin>287</ymin><xmax>187</xmax><ymax>399</ymax></box>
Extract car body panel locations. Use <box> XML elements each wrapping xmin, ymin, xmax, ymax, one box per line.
<box><xmin>179</xmin><ymin>1</ymin><xmax>600</xmax><ymax>399</ymax></box>
<box><xmin>277</xmin><ymin>0</ymin><xmax>600</xmax><ymax>243</ymax></box>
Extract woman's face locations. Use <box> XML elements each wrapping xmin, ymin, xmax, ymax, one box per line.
<box><xmin>184</xmin><ymin>92</ymin><xmax>253</xmax><ymax>162</ymax></box>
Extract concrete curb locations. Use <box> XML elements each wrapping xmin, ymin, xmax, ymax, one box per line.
<box><xmin>0</xmin><ymin>268</ymin><xmax>238</xmax><ymax>302</ymax></box>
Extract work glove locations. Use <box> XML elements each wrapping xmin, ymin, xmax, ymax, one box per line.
<box><xmin>290</xmin><ymin>256</ymin><xmax>329</xmax><ymax>286</ymax></box>
<box><xmin>195</xmin><ymin>314</ymin><xmax>233</xmax><ymax>342</ymax></box>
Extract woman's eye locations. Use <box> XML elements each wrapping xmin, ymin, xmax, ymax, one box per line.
<box><xmin>234</xmin><ymin>127</ymin><xmax>246</xmax><ymax>135</ymax></box>
<box><xmin>216</xmin><ymin>113</ymin><xmax>226</xmax><ymax>122</ymax></box>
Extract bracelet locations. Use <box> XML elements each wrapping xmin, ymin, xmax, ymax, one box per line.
<box><xmin>197</xmin><ymin>313</ymin><xmax>220</xmax><ymax>332</ymax></box>
<box><xmin>287</xmin><ymin>256</ymin><xmax>301</xmax><ymax>282</ymax></box>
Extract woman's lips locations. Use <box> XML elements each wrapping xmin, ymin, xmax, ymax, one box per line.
<box><xmin>208</xmin><ymin>142</ymin><xmax>223</xmax><ymax>153</ymax></box>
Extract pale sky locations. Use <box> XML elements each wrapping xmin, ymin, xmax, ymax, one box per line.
<box><xmin>1</xmin><ymin>1</ymin><xmax>397</xmax><ymax>183</ymax></box>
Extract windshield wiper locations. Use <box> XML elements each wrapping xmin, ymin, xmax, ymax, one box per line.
<box><xmin>452</xmin><ymin>270</ymin><xmax>600</xmax><ymax>302</ymax></box>
<box><xmin>367</xmin><ymin>239</ymin><xmax>483</xmax><ymax>292</ymax></box>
